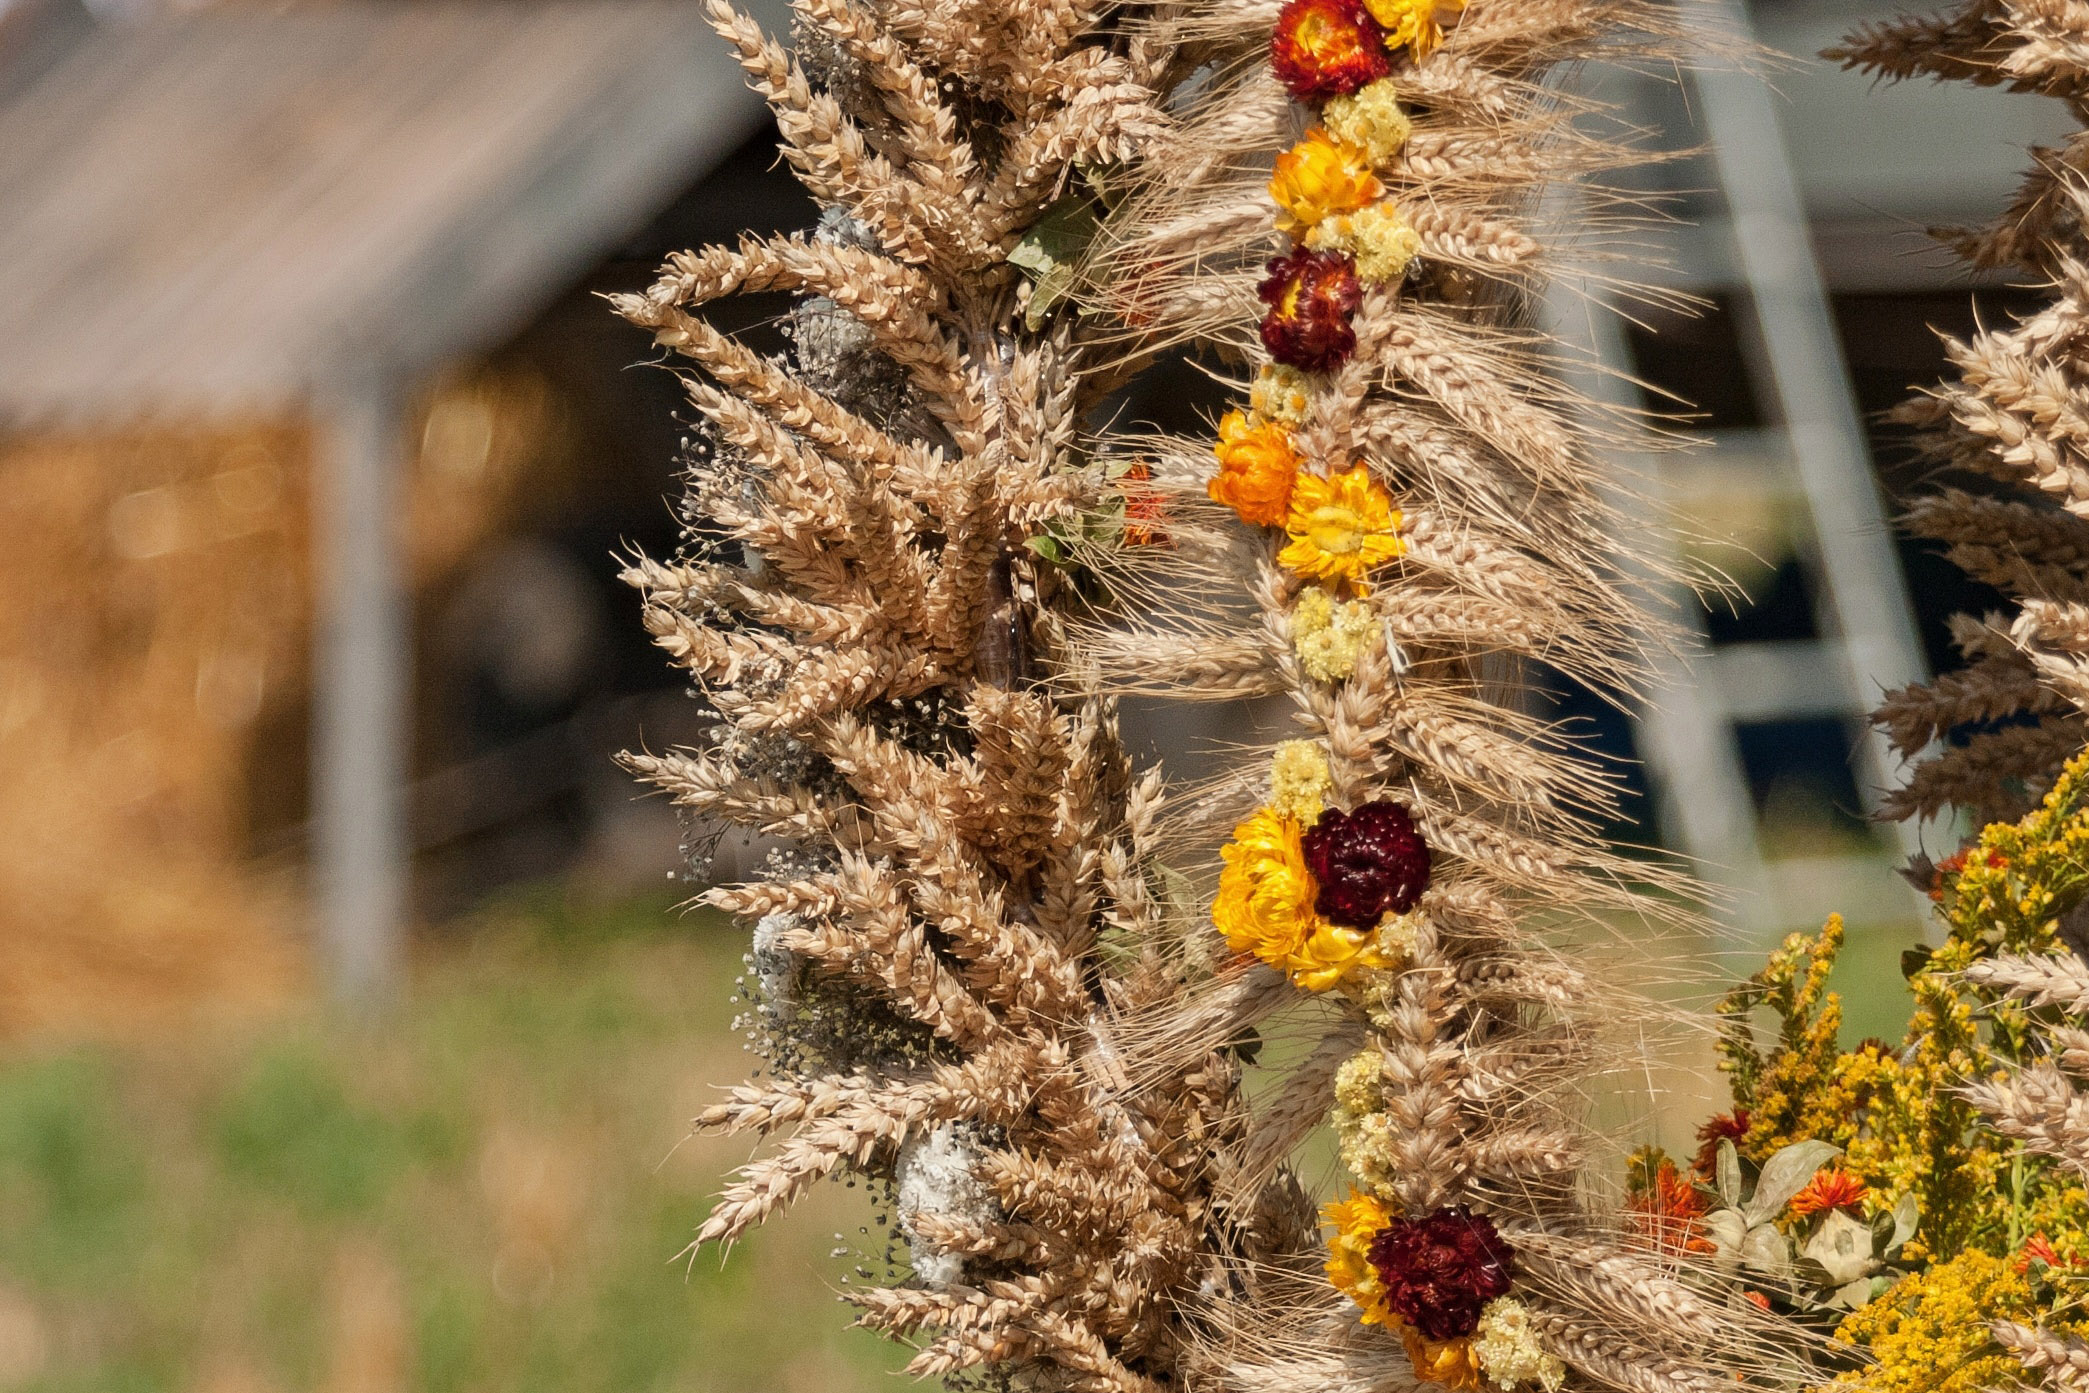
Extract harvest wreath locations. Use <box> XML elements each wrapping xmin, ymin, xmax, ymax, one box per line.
<box><xmin>609</xmin><ymin>0</ymin><xmax>2089</xmax><ymax>1388</ymax></box>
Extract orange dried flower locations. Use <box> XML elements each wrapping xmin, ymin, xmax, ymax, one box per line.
<box><xmin>1626</xmin><ymin>1158</ymin><xmax>1714</xmax><ymax>1257</ymax></box>
<box><xmin>2016</xmin><ymin>1233</ymin><xmax>2079</xmax><ymax>1274</ymax></box>
<box><xmin>1692</xmin><ymin>1108</ymin><xmax>1750</xmax><ymax>1177</ymax></box>
<box><xmin>1118</xmin><ymin>463</ymin><xmax>1167</xmax><ymax>546</ymax></box>
<box><xmin>1401</xmin><ymin>1327</ymin><xmax>1483</xmax><ymax>1390</ymax></box>
<box><xmin>1788</xmin><ymin>1169</ymin><xmax>1868</xmax><ymax>1218</ymax></box>
<box><xmin>1271</xmin><ymin>0</ymin><xmax>1391</xmax><ymax>102</ymax></box>
<box><xmin>1209</xmin><ymin>410</ymin><xmax>1299</xmax><ymax>526</ymax></box>
<box><xmin>1271</xmin><ymin>130</ymin><xmax>1383</xmax><ymax>240</ymax></box>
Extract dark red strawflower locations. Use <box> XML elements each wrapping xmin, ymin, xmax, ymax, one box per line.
<box><xmin>1300</xmin><ymin>800</ymin><xmax>1430</xmax><ymax>928</ymax></box>
<box><xmin>1691</xmin><ymin>1108</ymin><xmax>1751</xmax><ymax>1177</ymax></box>
<box><xmin>1270</xmin><ymin>0</ymin><xmax>1391</xmax><ymax>102</ymax></box>
<box><xmin>1258</xmin><ymin>248</ymin><xmax>1361</xmax><ymax>373</ymax></box>
<box><xmin>1367</xmin><ymin>1206</ymin><xmax>1515</xmax><ymax>1341</ymax></box>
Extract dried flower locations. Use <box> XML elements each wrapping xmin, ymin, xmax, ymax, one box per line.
<box><xmin>1270</xmin><ymin>0</ymin><xmax>1392</xmax><ymax>102</ymax></box>
<box><xmin>1322</xmin><ymin>78</ymin><xmax>1412</xmax><ymax>167</ymax></box>
<box><xmin>1270</xmin><ymin>739</ymin><xmax>1335</xmax><ymax>824</ymax></box>
<box><xmin>1471</xmin><ymin>1298</ymin><xmax>1565</xmax><ymax>1392</ymax></box>
<box><xmin>1369</xmin><ymin>1206</ymin><xmax>1516</xmax><ymax>1341</ymax></box>
<box><xmin>1325</xmin><ymin>1189</ymin><xmax>1399</xmax><ymax>1324</ymax></box>
<box><xmin>1209</xmin><ymin>409</ymin><xmax>1299</xmax><ymax>526</ymax></box>
<box><xmin>1117</xmin><ymin>462</ymin><xmax>1167</xmax><ymax>545</ymax></box>
<box><xmin>1214</xmin><ymin>807</ymin><xmax>1387</xmax><ymax>990</ymax></box>
<box><xmin>1363</xmin><ymin>0</ymin><xmax>1463</xmax><ymax>58</ymax></box>
<box><xmin>1693</xmin><ymin>1109</ymin><xmax>1752</xmax><ymax>1177</ymax></box>
<box><xmin>1309</xmin><ymin>201</ymin><xmax>1422</xmax><ymax>285</ymax></box>
<box><xmin>1626</xmin><ymin>1154</ymin><xmax>1715</xmax><ymax>1257</ymax></box>
<box><xmin>1279</xmin><ymin>464</ymin><xmax>1404</xmax><ymax>591</ymax></box>
<box><xmin>1250</xmin><ymin>363</ymin><xmax>1314</xmax><ymax>428</ymax></box>
<box><xmin>1291</xmin><ymin>584</ymin><xmax>1376</xmax><ymax>681</ymax></box>
<box><xmin>1302</xmin><ymin>799</ymin><xmax>1430</xmax><ymax>927</ymax></box>
<box><xmin>1271</xmin><ymin>129</ymin><xmax>1384</xmax><ymax>241</ymax></box>
<box><xmin>1403</xmin><ymin>1327</ymin><xmax>1484</xmax><ymax>1390</ymax></box>
<box><xmin>1259</xmin><ymin>247</ymin><xmax>1362</xmax><ymax>372</ymax></box>
<box><xmin>1789</xmin><ymin>1169</ymin><xmax>1870</xmax><ymax>1218</ymax></box>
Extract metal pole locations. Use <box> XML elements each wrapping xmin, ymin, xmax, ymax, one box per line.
<box><xmin>1684</xmin><ymin>0</ymin><xmax>1933</xmax><ymax>865</ymax></box>
<box><xmin>313</xmin><ymin>370</ymin><xmax>410</xmax><ymax>1008</ymax></box>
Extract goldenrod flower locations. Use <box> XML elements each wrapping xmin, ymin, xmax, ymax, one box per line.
<box><xmin>1280</xmin><ymin>464</ymin><xmax>1405</xmax><ymax>593</ymax></box>
<box><xmin>1291</xmin><ymin>584</ymin><xmax>1376</xmax><ymax>681</ymax></box>
<box><xmin>1271</xmin><ymin>129</ymin><xmax>1383</xmax><ymax>241</ymax></box>
<box><xmin>1364</xmin><ymin>0</ymin><xmax>1463</xmax><ymax>58</ymax></box>
<box><xmin>1324</xmin><ymin>1189</ymin><xmax>1398</xmax><ymax>1324</ymax></box>
<box><xmin>1213</xmin><ymin>807</ymin><xmax>1385</xmax><ymax>990</ymax></box>
<box><xmin>1310</xmin><ymin>201</ymin><xmax>1422</xmax><ymax>285</ymax></box>
<box><xmin>1270</xmin><ymin>739</ymin><xmax>1334</xmax><ymax>825</ymax></box>
<box><xmin>1322</xmin><ymin>78</ymin><xmax>1412</xmax><ymax>168</ymax></box>
<box><xmin>1209</xmin><ymin>409</ymin><xmax>1299</xmax><ymax>527</ymax></box>
<box><xmin>1251</xmin><ymin>363</ymin><xmax>1313</xmax><ymax>428</ymax></box>
<box><xmin>1402</xmin><ymin>1327</ymin><xmax>1483</xmax><ymax>1390</ymax></box>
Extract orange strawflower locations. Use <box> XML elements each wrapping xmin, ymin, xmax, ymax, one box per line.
<box><xmin>1209</xmin><ymin>410</ymin><xmax>1299</xmax><ymax>526</ymax></box>
<box><xmin>1401</xmin><ymin>1327</ymin><xmax>1482</xmax><ymax>1390</ymax></box>
<box><xmin>1788</xmin><ymin>1169</ymin><xmax>1868</xmax><ymax>1218</ymax></box>
<box><xmin>1271</xmin><ymin>130</ymin><xmax>1384</xmax><ymax>241</ymax></box>
<box><xmin>1279</xmin><ymin>463</ymin><xmax>1405</xmax><ymax>593</ymax></box>
<box><xmin>1118</xmin><ymin>463</ymin><xmax>1167</xmax><ymax>546</ymax></box>
<box><xmin>1270</xmin><ymin>0</ymin><xmax>1391</xmax><ymax>102</ymax></box>
<box><xmin>2017</xmin><ymin>1233</ymin><xmax>2077</xmax><ymax>1274</ymax></box>
<box><xmin>1626</xmin><ymin>1158</ymin><xmax>1715</xmax><ymax>1256</ymax></box>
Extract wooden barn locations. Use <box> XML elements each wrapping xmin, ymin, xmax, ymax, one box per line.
<box><xmin>0</xmin><ymin>0</ymin><xmax>793</xmax><ymax>1029</ymax></box>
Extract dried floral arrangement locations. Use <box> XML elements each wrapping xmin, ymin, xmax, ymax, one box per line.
<box><xmin>1617</xmin><ymin>4</ymin><xmax>2089</xmax><ymax>1391</ymax></box>
<box><xmin>602</xmin><ymin>0</ymin><xmax>1876</xmax><ymax>1390</ymax></box>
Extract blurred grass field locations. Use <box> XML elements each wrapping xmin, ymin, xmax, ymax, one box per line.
<box><xmin>0</xmin><ymin>889</ymin><xmax>904</xmax><ymax>1393</ymax></box>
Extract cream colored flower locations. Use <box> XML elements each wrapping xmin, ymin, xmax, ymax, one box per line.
<box><xmin>1322</xmin><ymin>78</ymin><xmax>1412</xmax><ymax>169</ymax></box>
<box><xmin>1251</xmin><ymin>363</ymin><xmax>1314</xmax><ymax>428</ymax></box>
<box><xmin>1471</xmin><ymin>1298</ymin><xmax>1565</xmax><ymax>1392</ymax></box>
<box><xmin>1291</xmin><ymin>584</ymin><xmax>1376</xmax><ymax>682</ymax></box>
<box><xmin>1309</xmin><ymin>202</ymin><xmax>1423</xmax><ymax>285</ymax></box>
<box><xmin>1270</xmin><ymin>740</ymin><xmax>1334</xmax><ymax>824</ymax></box>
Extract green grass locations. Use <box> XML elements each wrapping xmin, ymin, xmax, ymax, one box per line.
<box><xmin>0</xmin><ymin>890</ymin><xmax>908</xmax><ymax>1393</ymax></box>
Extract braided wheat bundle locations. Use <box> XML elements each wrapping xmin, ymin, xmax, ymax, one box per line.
<box><xmin>614</xmin><ymin>2</ymin><xmax>1800</xmax><ymax>1389</ymax></box>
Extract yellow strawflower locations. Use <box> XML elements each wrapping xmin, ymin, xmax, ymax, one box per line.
<box><xmin>1323</xmin><ymin>1188</ymin><xmax>1397</xmax><ymax>1324</ymax></box>
<box><xmin>1279</xmin><ymin>464</ymin><xmax>1405</xmax><ymax>593</ymax></box>
<box><xmin>1364</xmin><ymin>0</ymin><xmax>1463</xmax><ymax>58</ymax></box>
<box><xmin>1270</xmin><ymin>129</ymin><xmax>1383</xmax><ymax>241</ymax></box>
<box><xmin>1213</xmin><ymin>807</ymin><xmax>1386</xmax><ymax>990</ymax></box>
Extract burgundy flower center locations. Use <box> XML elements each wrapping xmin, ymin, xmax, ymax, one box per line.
<box><xmin>1300</xmin><ymin>799</ymin><xmax>1430</xmax><ymax>928</ymax></box>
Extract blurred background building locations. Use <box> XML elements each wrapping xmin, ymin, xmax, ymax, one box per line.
<box><xmin>0</xmin><ymin>0</ymin><xmax>2069</xmax><ymax>1389</ymax></box>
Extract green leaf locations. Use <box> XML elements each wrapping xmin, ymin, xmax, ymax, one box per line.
<box><xmin>1009</xmin><ymin>194</ymin><xmax>1101</xmax><ymax>330</ymax></box>
<box><xmin>1716</xmin><ymin>1139</ymin><xmax>1743</xmax><ymax>1208</ymax></box>
<box><xmin>1746</xmin><ymin>1140</ymin><xmax>1842</xmax><ymax>1225</ymax></box>
<box><xmin>1887</xmin><ymin>1191</ymin><xmax>1919</xmax><ymax>1254</ymax></box>
<box><xmin>1024</xmin><ymin>533</ymin><xmax>1067</xmax><ymax>565</ymax></box>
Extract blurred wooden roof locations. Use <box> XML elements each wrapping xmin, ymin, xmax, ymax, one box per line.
<box><xmin>0</xmin><ymin>0</ymin><xmax>762</xmax><ymax>423</ymax></box>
